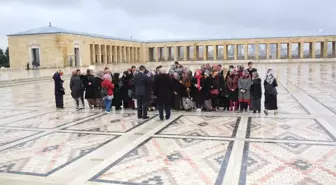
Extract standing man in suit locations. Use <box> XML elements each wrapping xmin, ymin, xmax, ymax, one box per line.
<box><xmin>134</xmin><ymin>65</ymin><xmax>150</xmax><ymax>119</ymax></box>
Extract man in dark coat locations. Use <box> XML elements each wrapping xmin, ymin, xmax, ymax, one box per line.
<box><xmin>70</xmin><ymin>70</ymin><xmax>84</xmax><ymax>110</ymax></box>
<box><xmin>133</xmin><ymin>65</ymin><xmax>150</xmax><ymax>119</ymax></box>
<box><xmin>84</xmin><ymin>69</ymin><xmax>96</xmax><ymax>108</ymax></box>
<box><xmin>53</xmin><ymin>70</ymin><xmax>64</xmax><ymax>108</ymax></box>
<box><xmin>154</xmin><ymin>69</ymin><xmax>174</xmax><ymax>120</ymax></box>
<box><xmin>77</xmin><ymin>69</ymin><xmax>86</xmax><ymax>108</ymax></box>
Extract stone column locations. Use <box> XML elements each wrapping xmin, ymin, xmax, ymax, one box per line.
<box><xmin>299</xmin><ymin>42</ymin><xmax>304</xmax><ymax>58</ymax></box>
<box><xmin>255</xmin><ymin>44</ymin><xmax>259</xmax><ymax>59</ymax></box>
<box><xmin>174</xmin><ymin>46</ymin><xmax>178</xmax><ymax>61</ymax></box>
<box><xmin>213</xmin><ymin>45</ymin><xmax>217</xmax><ymax>60</ymax></box>
<box><xmin>135</xmin><ymin>47</ymin><xmax>137</xmax><ymax>62</ymax></box>
<box><xmin>277</xmin><ymin>43</ymin><xmax>281</xmax><ymax>59</ymax></box>
<box><xmin>97</xmin><ymin>44</ymin><xmax>101</xmax><ymax>64</ymax></box>
<box><xmin>129</xmin><ymin>47</ymin><xmax>133</xmax><ymax>63</ymax></box>
<box><xmin>109</xmin><ymin>45</ymin><xmax>112</xmax><ymax>63</ymax></box>
<box><xmin>223</xmin><ymin>44</ymin><xmax>227</xmax><ymax>60</ymax></box>
<box><xmin>103</xmin><ymin>45</ymin><xmax>107</xmax><ymax>64</ymax></box>
<box><xmin>186</xmin><ymin>46</ymin><xmax>190</xmax><ymax>60</ymax></box>
<box><xmin>164</xmin><ymin>46</ymin><xmax>168</xmax><ymax>61</ymax></box>
<box><xmin>266</xmin><ymin>43</ymin><xmax>270</xmax><ymax>59</ymax></box>
<box><xmin>112</xmin><ymin>46</ymin><xmax>117</xmax><ymax>63</ymax></box>
<box><xmin>155</xmin><ymin>47</ymin><xmax>159</xmax><ymax>62</ymax></box>
<box><xmin>184</xmin><ymin>46</ymin><xmax>188</xmax><ymax>61</ymax></box>
<box><xmin>203</xmin><ymin>45</ymin><xmax>208</xmax><ymax>60</ymax></box>
<box><xmin>123</xmin><ymin>46</ymin><xmax>127</xmax><ymax>63</ymax></box>
<box><xmin>119</xmin><ymin>46</ymin><xmax>123</xmax><ymax>63</ymax></box>
<box><xmin>234</xmin><ymin>44</ymin><xmax>238</xmax><ymax>60</ymax></box>
<box><xmin>332</xmin><ymin>41</ymin><xmax>336</xmax><ymax>57</ymax></box>
<box><xmin>288</xmin><ymin>42</ymin><xmax>292</xmax><ymax>59</ymax></box>
<box><xmin>322</xmin><ymin>41</ymin><xmax>328</xmax><ymax>58</ymax></box>
<box><xmin>91</xmin><ymin>44</ymin><xmax>95</xmax><ymax>64</ymax></box>
<box><xmin>310</xmin><ymin>42</ymin><xmax>315</xmax><ymax>58</ymax></box>
<box><xmin>244</xmin><ymin>44</ymin><xmax>248</xmax><ymax>60</ymax></box>
<box><xmin>193</xmin><ymin>43</ymin><xmax>198</xmax><ymax>60</ymax></box>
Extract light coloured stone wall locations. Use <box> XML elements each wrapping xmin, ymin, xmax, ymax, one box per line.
<box><xmin>7</xmin><ymin>33</ymin><xmax>336</xmax><ymax>69</ymax></box>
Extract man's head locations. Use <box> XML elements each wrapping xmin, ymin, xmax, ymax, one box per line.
<box><xmin>174</xmin><ymin>61</ymin><xmax>180</xmax><ymax>67</ymax></box>
<box><xmin>59</xmin><ymin>70</ymin><xmax>63</xmax><ymax>76</ymax></box>
<box><xmin>156</xmin><ymin>65</ymin><xmax>163</xmax><ymax>74</ymax></box>
<box><xmin>131</xmin><ymin>66</ymin><xmax>136</xmax><ymax>72</ymax></box>
<box><xmin>76</xmin><ymin>69</ymin><xmax>81</xmax><ymax>75</ymax></box>
<box><xmin>139</xmin><ymin>65</ymin><xmax>146</xmax><ymax>72</ymax></box>
<box><xmin>248</xmin><ymin>62</ymin><xmax>253</xmax><ymax>69</ymax></box>
<box><xmin>104</xmin><ymin>67</ymin><xmax>110</xmax><ymax>73</ymax></box>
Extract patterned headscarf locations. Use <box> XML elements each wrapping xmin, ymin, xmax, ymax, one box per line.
<box><xmin>266</xmin><ymin>69</ymin><xmax>275</xmax><ymax>84</ymax></box>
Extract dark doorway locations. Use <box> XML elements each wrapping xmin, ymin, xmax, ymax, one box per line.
<box><xmin>74</xmin><ymin>48</ymin><xmax>80</xmax><ymax>67</ymax></box>
<box><xmin>31</xmin><ymin>48</ymin><xmax>40</xmax><ymax>67</ymax></box>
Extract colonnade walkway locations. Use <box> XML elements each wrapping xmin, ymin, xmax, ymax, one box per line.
<box><xmin>0</xmin><ymin>63</ymin><xmax>335</xmax><ymax>185</ymax></box>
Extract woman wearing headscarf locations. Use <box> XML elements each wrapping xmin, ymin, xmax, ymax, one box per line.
<box><xmin>112</xmin><ymin>73</ymin><xmax>122</xmax><ymax>110</ymax></box>
<box><xmin>264</xmin><ymin>69</ymin><xmax>278</xmax><ymax>115</ymax></box>
<box><xmin>226</xmin><ymin>68</ymin><xmax>240</xmax><ymax>111</ymax></box>
<box><xmin>94</xmin><ymin>72</ymin><xmax>104</xmax><ymax>109</ymax></box>
<box><xmin>101</xmin><ymin>74</ymin><xmax>115</xmax><ymax>113</ymax></box>
<box><xmin>191</xmin><ymin>70</ymin><xmax>204</xmax><ymax>111</ymax></box>
<box><xmin>121</xmin><ymin>70</ymin><xmax>132</xmax><ymax>109</ymax></box>
<box><xmin>172</xmin><ymin>72</ymin><xmax>184</xmax><ymax>110</ymax></box>
<box><xmin>202</xmin><ymin>70</ymin><xmax>213</xmax><ymax>111</ymax></box>
<box><xmin>238</xmin><ymin>70</ymin><xmax>252</xmax><ymax>112</ymax></box>
<box><xmin>219</xmin><ymin>68</ymin><xmax>229</xmax><ymax>111</ymax></box>
<box><xmin>209</xmin><ymin>70</ymin><xmax>220</xmax><ymax>111</ymax></box>
<box><xmin>84</xmin><ymin>69</ymin><xmax>96</xmax><ymax>109</ymax></box>
<box><xmin>250</xmin><ymin>71</ymin><xmax>262</xmax><ymax>113</ymax></box>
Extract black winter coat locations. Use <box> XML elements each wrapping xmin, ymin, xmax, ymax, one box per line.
<box><xmin>251</xmin><ymin>78</ymin><xmax>262</xmax><ymax>99</ymax></box>
<box><xmin>153</xmin><ymin>74</ymin><xmax>174</xmax><ymax>105</ymax></box>
<box><xmin>84</xmin><ymin>75</ymin><xmax>95</xmax><ymax>99</ymax></box>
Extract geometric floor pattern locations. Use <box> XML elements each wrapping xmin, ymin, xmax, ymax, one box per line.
<box><xmin>247</xmin><ymin>118</ymin><xmax>336</xmax><ymax>142</ymax></box>
<box><xmin>63</xmin><ymin>113</ymin><xmax>158</xmax><ymax>133</ymax></box>
<box><xmin>90</xmin><ymin>137</ymin><xmax>233</xmax><ymax>185</ymax></box>
<box><xmin>0</xmin><ymin>63</ymin><xmax>335</xmax><ymax>185</ymax></box>
<box><xmin>239</xmin><ymin>142</ymin><xmax>336</xmax><ymax>185</ymax></box>
<box><xmin>156</xmin><ymin>115</ymin><xmax>240</xmax><ymax>138</ymax></box>
<box><xmin>0</xmin><ymin>111</ymin><xmax>97</xmax><ymax>129</ymax></box>
<box><xmin>0</xmin><ymin>132</ymin><xmax>117</xmax><ymax>176</ymax></box>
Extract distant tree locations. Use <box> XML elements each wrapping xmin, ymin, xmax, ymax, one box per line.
<box><xmin>0</xmin><ymin>48</ymin><xmax>6</xmax><ymax>67</ymax></box>
<box><xmin>5</xmin><ymin>47</ymin><xmax>9</xmax><ymax>67</ymax></box>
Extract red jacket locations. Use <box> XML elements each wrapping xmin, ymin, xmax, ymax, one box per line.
<box><xmin>101</xmin><ymin>80</ymin><xmax>115</xmax><ymax>96</ymax></box>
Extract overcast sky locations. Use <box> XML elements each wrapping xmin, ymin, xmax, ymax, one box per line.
<box><xmin>0</xmin><ymin>0</ymin><xmax>335</xmax><ymax>50</ymax></box>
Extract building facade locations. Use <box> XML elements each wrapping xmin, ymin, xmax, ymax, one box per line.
<box><xmin>7</xmin><ymin>25</ymin><xmax>336</xmax><ymax>68</ymax></box>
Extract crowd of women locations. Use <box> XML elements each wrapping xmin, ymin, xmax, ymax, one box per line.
<box><xmin>53</xmin><ymin>62</ymin><xmax>279</xmax><ymax>115</ymax></box>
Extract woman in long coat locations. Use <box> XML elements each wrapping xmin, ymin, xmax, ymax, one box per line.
<box><xmin>112</xmin><ymin>73</ymin><xmax>122</xmax><ymax>110</ymax></box>
<box><xmin>238</xmin><ymin>70</ymin><xmax>252</xmax><ymax>112</ymax></box>
<box><xmin>121</xmin><ymin>70</ymin><xmax>132</xmax><ymax>109</ymax></box>
<box><xmin>264</xmin><ymin>69</ymin><xmax>278</xmax><ymax>115</ymax></box>
<box><xmin>226</xmin><ymin>68</ymin><xmax>239</xmax><ymax>111</ymax></box>
<box><xmin>191</xmin><ymin>70</ymin><xmax>204</xmax><ymax>111</ymax></box>
<box><xmin>94</xmin><ymin>72</ymin><xmax>103</xmax><ymax>109</ymax></box>
<box><xmin>219</xmin><ymin>70</ymin><xmax>229</xmax><ymax>111</ymax></box>
<box><xmin>84</xmin><ymin>69</ymin><xmax>96</xmax><ymax>108</ymax></box>
<box><xmin>250</xmin><ymin>72</ymin><xmax>262</xmax><ymax>113</ymax></box>
<box><xmin>70</xmin><ymin>71</ymin><xmax>84</xmax><ymax>110</ymax></box>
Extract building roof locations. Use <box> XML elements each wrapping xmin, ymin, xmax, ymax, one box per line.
<box><xmin>7</xmin><ymin>25</ymin><xmax>139</xmax><ymax>42</ymax></box>
<box><xmin>7</xmin><ymin>25</ymin><xmax>336</xmax><ymax>43</ymax></box>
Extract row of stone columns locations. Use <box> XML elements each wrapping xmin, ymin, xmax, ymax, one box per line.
<box><xmin>90</xmin><ymin>44</ymin><xmax>140</xmax><ymax>65</ymax></box>
<box><xmin>148</xmin><ymin>41</ymin><xmax>336</xmax><ymax>62</ymax></box>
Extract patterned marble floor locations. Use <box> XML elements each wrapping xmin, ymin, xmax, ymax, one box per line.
<box><xmin>0</xmin><ymin>63</ymin><xmax>335</xmax><ymax>185</ymax></box>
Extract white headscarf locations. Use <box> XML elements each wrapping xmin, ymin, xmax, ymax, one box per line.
<box><xmin>266</xmin><ymin>69</ymin><xmax>275</xmax><ymax>84</ymax></box>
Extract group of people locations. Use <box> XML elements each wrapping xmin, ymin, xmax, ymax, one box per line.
<box><xmin>53</xmin><ymin>61</ymin><xmax>279</xmax><ymax>120</ymax></box>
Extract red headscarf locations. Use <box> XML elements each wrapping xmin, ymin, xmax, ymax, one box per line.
<box><xmin>195</xmin><ymin>70</ymin><xmax>203</xmax><ymax>92</ymax></box>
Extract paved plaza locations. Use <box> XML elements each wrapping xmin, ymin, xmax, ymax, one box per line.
<box><xmin>0</xmin><ymin>63</ymin><xmax>336</xmax><ymax>185</ymax></box>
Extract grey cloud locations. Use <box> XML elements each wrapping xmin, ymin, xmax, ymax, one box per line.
<box><xmin>98</xmin><ymin>0</ymin><xmax>336</xmax><ymax>36</ymax></box>
<box><xmin>0</xmin><ymin>0</ymin><xmax>80</xmax><ymax>9</ymax></box>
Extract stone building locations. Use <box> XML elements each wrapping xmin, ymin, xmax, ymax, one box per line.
<box><xmin>7</xmin><ymin>24</ymin><xmax>336</xmax><ymax>68</ymax></box>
